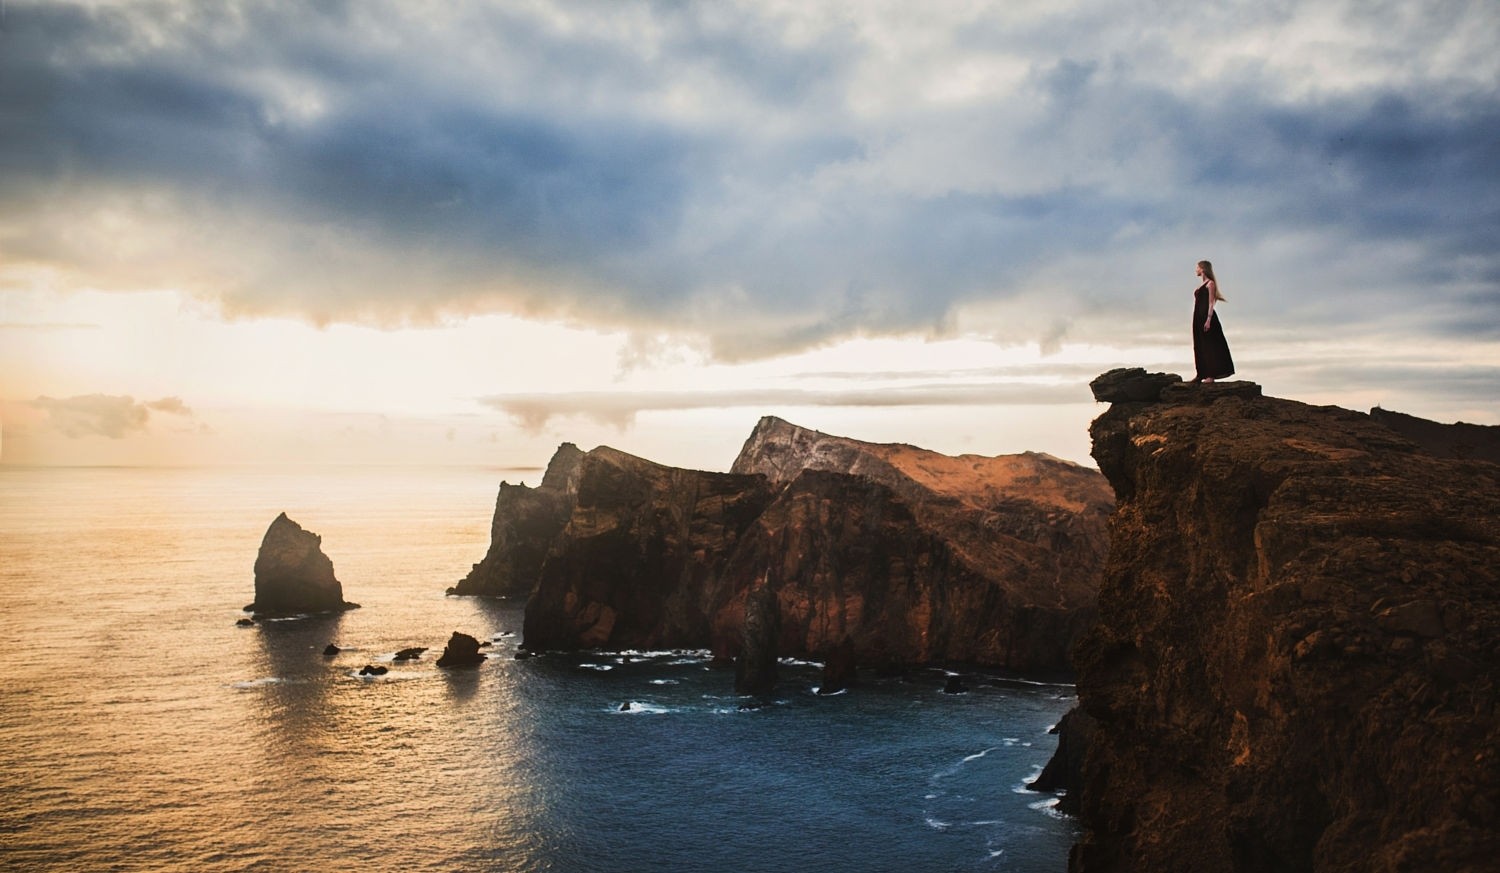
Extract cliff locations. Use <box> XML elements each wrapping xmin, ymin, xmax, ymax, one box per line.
<box><xmin>509</xmin><ymin>418</ymin><xmax>1111</xmax><ymax>675</ymax></box>
<box><xmin>521</xmin><ymin>446</ymin><xmax>775</xmax><ymax>651</ymax></box>
<box><xmin>248</xmin><ymin>513</ymin><xmax>358</xmax><ymax>617</ymax></box>
<box><xmin>1069</xmin><ymin>369</ymin><xmax>1499</xmax><ymax>872</ymax></box>
<box><xmin>448</xmin><ymin>443</ymin><xmax>585</xmax><ymax>597</ymax></box>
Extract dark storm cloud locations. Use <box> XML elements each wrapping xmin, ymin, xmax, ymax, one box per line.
<box><xmin>1</xmin><ymin>0</ymin><xmax>1497</xmax><ymax>354</ymax></box>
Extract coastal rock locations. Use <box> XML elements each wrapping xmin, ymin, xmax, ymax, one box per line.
<box><xmin>818</xmin><ymin>636</ymin><xmax>857</xmax><ymax>695</ymax></box>
<box><xmin>942</xmin><ymin>675</ymin><xmax>969</xmax><ymax>694</ymax></box>
<box><xmin>449</xmin><ymin>443</ymin><xmax>585</xmax><ymax>597</ymax></box>
<box><xmin>247</xmin><ymin>513</ymin><xmax>358</xmax><ymax>617</ymax></box>
<box><xmin>322</xmin><ymin>644</ymin><xmax>340</xmax><ymax>656</ymax></box>
<box><xmin>435</xmin><ymin>632</ymin><xmax>487</xmax><ymax>668</ymax></box>
<box><xmin>715</xmin><ymin>419</ymin><xmax>1112</xmax><ymax>670</ymax></box>
<box><xmin>1088</xmin><ymin>367</ymin><xmax>1182</xmax><ymax>403</ymax></box>
<box><xmin>1070</xmin><ymin>375</ymin><xmax>1500</xmax><ymax>872</ymax></box>
<box><xmin>1028</xmin><ymin>706</ymin><xmax>1097</xmax><ymax>816</ymax></box>
<box><xmin>514</xmin><ymin>419</ymin><xmax>1111</xmax><ymax>684</ymax></box>
<box><xmin>392</xmin><ymin>647</ymin><xmax>427</xmax><ymax>661</ymax></box>
<box><xmin>735</xmin><ymin>585</ymin><xmax>780</xmax><ymax>696</ymax></box>
<box><xmin>358</xmin><ymin>664</ymin><xmax>387</xmax><ymax>676</ymax></box>
<box><xmin>521</xmin><ymin>447</ymin><xmax>776</xmax><ymax>652</ymax></box>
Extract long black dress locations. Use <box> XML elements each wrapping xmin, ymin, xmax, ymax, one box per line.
<box><xmin>1192</xmin><ymin>281</ymin><xmax>1234</xmax><ymax>381</ymax></box>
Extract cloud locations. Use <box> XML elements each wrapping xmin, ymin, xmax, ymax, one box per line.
<box><xmin>480</xmin><ymin>381</ymin><xmax>1088</xmax><ymax>431</ymax></box>
<box><xmin>30</xmin><ymin>394</ymin><xmax>194</xmax><ymax>438</ymax></box>
<box><xmin>1</xmin><ymin>1</ymin><xmax>1496</xmax><ymax>358</ymax></box>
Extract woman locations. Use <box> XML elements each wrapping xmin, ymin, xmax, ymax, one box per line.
<box><xmin>1192</xmin><ymin>260</ymin><xmax>1234</xmax><ymax>383</ymax></box>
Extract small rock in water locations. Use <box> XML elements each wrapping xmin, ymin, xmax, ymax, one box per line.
<box><xmin>619</xmin><ymin>701</ymin><xmax>633</xmax><ymax>712</ymax></box>
<box><xmin>323</xmin><ymin>644</ymin><xmax>341</xmax><ymax>656</ymax></box>
<box><xmin>236</xmin><ymin>618</ymin><xmax>256</xmax><ymax>627</ymax></box>
<box><xmin>436</xmin><ymin>631</ymin><xmax>487</xmax><ymax>668</ymax></box>
<box><xmin>392</xmin><ymin>647</ymin><xmax>427</xmax><ymax>661</ymax></box>
<box><xmin>943</xmin><ymin>676</ymin><xmax>970</xmax><ymax>694</ymax></box>
<box><xmin>359</xmin><ymin>664</ymin><xmax>388</xmax><ymax>676</ymax></box>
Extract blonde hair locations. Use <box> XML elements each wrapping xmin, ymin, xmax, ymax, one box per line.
<box><xmin>1198</xmin><ymin>260</ymin><xmax>1226</xmax><ymax>302</ymax></box>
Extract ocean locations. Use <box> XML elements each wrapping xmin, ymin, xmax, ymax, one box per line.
<box><xmin>0</xmin><ymin>465</ymin><xmax>1079</xmax><ymax>872</ymax></box>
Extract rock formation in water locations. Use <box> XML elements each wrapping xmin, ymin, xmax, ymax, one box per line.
<box><xmin>449</xmin><ymin>443</ymin><xmax>586</xmax><ymax>597</ymax></box>
<box><xmin>247</xmin><ymin>513</ymin><xmax>358</xmax><ymax>617</ymax></box>
<box><xmin>521</xmin><ymin>446</ymin><xmax>776</xmax><ymax>652</ymax></box>
<box><xmin>435</xmin><ymin>631</ymin><xmax>487</xmax><ymax>668</ymax></box>
<box><xmin>1068</xmin><ymin>368</ymin><xmax>1500</xmax><ymax>872</ymax></box>
<box><xmin>508</xmin><ymin>417</ymin><xmax>1111</xmax><ymax>680</ymax></box>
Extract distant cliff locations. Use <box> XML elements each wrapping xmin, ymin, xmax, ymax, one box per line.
<box><xmin>464</xmin><ymin>417</ymin><xmax>1112</xmax><ymax>675</ymax></box>
<box><xmin>448</xmin><ymin>443</ymin><xmax>585</xmax><ymax>598</ymax></box>
<box><xmin>1069</xmin><ymin>369</ymin><xmax>1500</xmax><ymax>872</ymax></box>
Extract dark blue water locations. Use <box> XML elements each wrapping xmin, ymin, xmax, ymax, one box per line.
<box><xmin>0</xmin><ymin>467</ymin><xmax>1077</xmax><ymax>872</ymax></box>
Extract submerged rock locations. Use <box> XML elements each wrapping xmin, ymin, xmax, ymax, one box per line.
<box><xmin>247</xmin><ymin>513</ymin><xmax>358</xmax><ymax>618</ymax></box>
<box><xmin>358</xmin><ymin>664</ymin><xmax>387</xmax><ymax>676</ymax></box>
<box><xmin>435</xmin><ymin>632</ymin><xmax>486</xmax><ymax>668</ymax></box>
<box><xmin>942</xmin><ymin>676</ymin><xmax>969</xmax><ymax>695</ymax></box>
<box><xmin>322</xmin><ymin>644</ymin><xmax>340</xmax><ymax>656</ymax></box>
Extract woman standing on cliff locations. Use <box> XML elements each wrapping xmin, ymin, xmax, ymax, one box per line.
<box><xmin>1192</xmin><ymin>260</ymin><xmax>1234</xmax><ymax>383</ymax></box>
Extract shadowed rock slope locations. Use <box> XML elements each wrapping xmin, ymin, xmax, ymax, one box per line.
<box><xmin>1069</xmin><ymin>369</ymin><xmax>1499</xmax><ymax>872</ymax></box>
<box><xmin>505</xmin><ymin>417</ymin><xmax>1112</xmax><ymax>675</ymax></box>
<box><xmin>248</xmin><ymin>513</ymin><xmax>358</xmax><ymax>617</ymax></box>
<box><xmin>448</xmin><ymin>443</ymin><xmax>586</xmax><ymax>598</ymax></box>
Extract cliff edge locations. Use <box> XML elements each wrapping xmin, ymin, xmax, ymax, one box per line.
<box><xmin>1070</xmin><ymin>369</ymin><xmax>1499</xmax><ymax>872</ymax></box>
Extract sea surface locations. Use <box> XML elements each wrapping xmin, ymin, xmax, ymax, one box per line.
<box><xmin>0</xmin><ymin>466</ymin><xmax>1079</xmax><ymax>872</ymax></box>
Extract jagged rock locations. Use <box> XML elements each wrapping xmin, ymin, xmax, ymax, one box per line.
<box><xmin>1028</xmin><ymin>706</ymin><xmax>1097</xmax><ymax>816</ymax></box>
<box><xmin>818</xmin><ymin>636</ymin><xmax>857</xmax><ymax>695</ymax></box>
<box><xmin>358</xmin><ymin>664</ymin><xmax>387</xmax><ymax>676</ymax></box>
<box><xmin>235</xmin><ymin>617</ymin><xmax>256</xmax><ymax>627</ymax></box>
<box><xmin>435</xmin><ymin>632</ymin><xmax>486</xmax><ymax>668</ymax></box>
<box><xmin>1159</xmin><ymin>379</ymin><xmax>1263</xmax><ymax>403</ymax></box>
<box><xmin>392</xmin><ymin>647</ymin><xmax>427</xmax><ymax>661</ymax></box>
<box><xmin>247</xmin><ymin>513</ymin><xmax>358</xmax><ymax>617</ymax></box>
<box><xmin>1070</xmin><ymin>374</ymin><xmax>1500</xmax><ymax>872</ymax></box>
<box><xmin>449</xmin><ymin>443</ymin><xmax>586</xmax><ymax>597</ymax></box>
<box><xmin>322</xmin><ymin>644</ymin><xmax>340</xmax><ymax>656</ymax></box>
<box><xmin>1088</xmin><ymin>367</ymin><xmax>1182</xmax><ymax>403</ymax></box>
<box><xmin>735</xmin><ymin>585</ymin><xmax>780</xmax><ymax>696</ymax></box>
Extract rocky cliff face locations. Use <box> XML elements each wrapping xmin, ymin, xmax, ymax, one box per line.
<box><xmin>448</xmin><ymin>443</ymin><xmax>585</xmax><ymax>598</ymax></box>
<box><xmin>521</xmin><ymin>446</ymin><xmax>776</xmax><ymax>651</ymax></box>
<box><xmin>249</xmin><ymin>513</ymin><xmax>358</xmax><ymax>617</ymax></box>
<box><xmin>1070</xmin><ymin>369</ymin><xmax>1500</xmax><ymax>872</ymax></box>
<box><xmin>512</xmin><ymin>418</ymin><xmax>1111</xmax><ymax>676</ymax></box>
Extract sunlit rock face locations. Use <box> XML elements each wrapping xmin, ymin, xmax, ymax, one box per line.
<box><xmin>516</xmin><ymin>417</ymin><xmax>1113</xmax><ymax>678</ymax></box>
<box><xmin>449</xmin><ymin>443</ymin><xmax>585</xmax><ymax>598</ymax></box>
<box><xmin>1070</xmin><ymin>370</ymin><xmax>1500</xmax><ymax>872</ymax></box>
<box><xmin>249</xmin><ymin>513</ymin><xmax>358</xmax><ymax>617</ymax></box>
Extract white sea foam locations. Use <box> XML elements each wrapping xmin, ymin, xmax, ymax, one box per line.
<box><xmin>614</xmin><ymin>701</ymin><xmax>670</xmax><ymax>714</ymax></box>
<box><xmin>230</xmin><ymin>677</ymin><xmax>283</xmax><ymax>689</ymax></box>
<box><xmin>579</xmin><ymin>663</ymin><xmax>614</xmax><ymax>672</ymax></box>
<box><xmin>962</xmin><ymin>746</ymin><xmax>998</xmax><ymax>763</ymax></box>
<box><xmin>649</xmin><ymin>679</ymin><xmax>679</xmax><ymax>685</ymax></box>
<box><xmin>925</xmin><ymin>816</ymin><xmax>951</xmax><ymax>831</ymax></box>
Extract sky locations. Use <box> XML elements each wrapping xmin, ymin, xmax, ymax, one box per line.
<box><xmin>2</xmin><ymin>0</ymin><xmax>1496</xmax><ymax>471</ymax></box>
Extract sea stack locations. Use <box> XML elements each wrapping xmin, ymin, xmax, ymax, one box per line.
<box><xmin>247</xmin><ymin>513</ymin><xmax>358</xmax><ymax>617</ymax></box>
